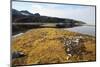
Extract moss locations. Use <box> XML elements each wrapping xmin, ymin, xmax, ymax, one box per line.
<box><xmin>12</xmin><ymin>28</ymin><xmax>96</xmax><ymax>65</ymax></box>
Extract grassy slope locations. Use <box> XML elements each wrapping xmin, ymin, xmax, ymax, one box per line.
<box><xmin>12</xmin><ymin>28</ymin><xmax>96</xmax><ymax>65</ymax></box>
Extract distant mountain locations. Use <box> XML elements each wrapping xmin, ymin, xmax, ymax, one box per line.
<box><xmin>12</xmin><ymin>9</ymin><xmax>85</xmax><ymax>24</ymax></box>
<box><xmin>20</xmin><ymin>10</ymin><xmax>34</xmax><ymax>16</ymax></box>
<box><xmin>12</xmin><ymin>9</ymin><xmax>24</xmax><ymax>22</ymax></box>
<box><xmin>12</xmin><ymin>9</ymin><xmax>22</xmax><ymax>16</ymax></box>
<box><xmin>34</xmin><ymin>13</ymin><xmax>40</xmax><ymax>16</ymax></box>
<box><xmin>12</xmin><ymin>9</ymin><xmax>41</xmax><ymax>22</ymax></box>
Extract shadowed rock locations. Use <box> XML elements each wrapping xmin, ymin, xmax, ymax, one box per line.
<box><xmin>12</xmin><ymin>51</ymin><xmax>25</xmax><ymax>59</ymax></box>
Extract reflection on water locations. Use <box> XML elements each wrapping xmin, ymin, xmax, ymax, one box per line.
<box><xmin>13</xmin><ymin>25</ymin><xmax>96</xmax><ymax>37</ymax></box>
<box><xmin>64</xmin><ymin>25</ymin><xmax>95</xmax><ymax>36</ymax></box>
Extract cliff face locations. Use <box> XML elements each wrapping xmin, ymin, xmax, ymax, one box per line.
<box><xmin>12</xmin><ymin>28</ymin><xmax>96</xmax><ymax>65</ymax></box>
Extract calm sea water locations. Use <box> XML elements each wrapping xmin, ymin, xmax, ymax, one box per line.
<box><xmin>64</xmin><ymin>25</ymin><xmax>95</xmax><ymax>36</ymax></box>
<box><xmin>13</xmin><ymin>25</ymin><xmax>96</xmax><ymax>38</ymax></box>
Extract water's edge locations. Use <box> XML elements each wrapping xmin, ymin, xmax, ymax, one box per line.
<box><xmin>12</xmin><ymin>25</ymin><xmax>95</xmax><ymax>38</ymax></box>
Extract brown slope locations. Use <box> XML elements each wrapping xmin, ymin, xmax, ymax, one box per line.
<box><xmin>12</xmin><ymin>28</ymin><xmax>96</xmax><ymax>65</ymax></box>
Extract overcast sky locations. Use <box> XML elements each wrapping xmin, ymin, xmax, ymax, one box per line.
<box><xmin>12</xmin><ymin>1</ymin><xmax>95</xmax><ymax>25</ymax></box>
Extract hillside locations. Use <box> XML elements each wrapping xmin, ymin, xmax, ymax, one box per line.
<box><xmin>12</xmin><ymin>28</ymin><xmax>96</xmax><ymax>65</ymax></box>
<box><xmin>12</xmin><ymin>9</ymin><xmax>85</xmax><ymax>24</ymax></box>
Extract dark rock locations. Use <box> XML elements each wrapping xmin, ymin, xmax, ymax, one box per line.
<box><xmin>12</xmin><ymin>51</ymin><xmax>25</xmax><ymax>59</ymax></box>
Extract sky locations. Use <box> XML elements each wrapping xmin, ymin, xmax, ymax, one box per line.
<box><xmin>12</xmin><ymin>1</ymin><xmax>96</xmax><ymax>25</ymax></box>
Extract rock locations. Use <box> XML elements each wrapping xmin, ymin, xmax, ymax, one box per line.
<box><xmin>12</xmin><ymin>51</ymin><xmax>25</xmax><ymax>59</ymax></box>
<box><xmin>64</xmin><ymin>37</ymin><xmax>86</xmax><ymax>56</ymax></box>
